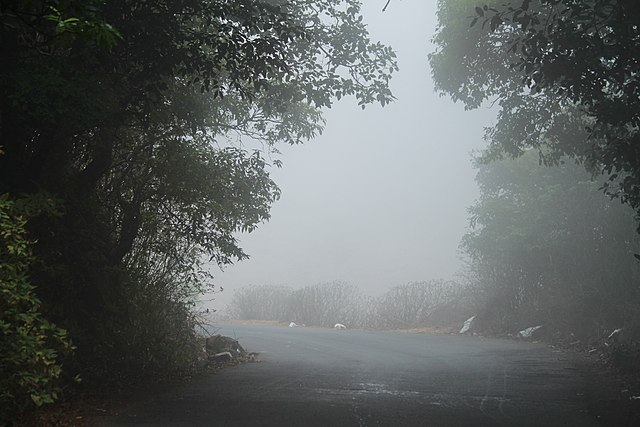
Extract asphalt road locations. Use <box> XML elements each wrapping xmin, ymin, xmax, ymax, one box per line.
<box><xmin>104</xmin><ymin>325</ymin><xmax>637</xmax><ymax>426</ymax></box>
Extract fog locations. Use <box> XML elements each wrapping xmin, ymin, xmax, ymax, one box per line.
<box><xmin>7</xmin><ymin>1</ymin><xmax>640</xmax><ymax>422</ymax></box>
<box><xmin>205</xmin><ymin>1</ymin><xmax>495</xmax><ymax>311</ymax></box>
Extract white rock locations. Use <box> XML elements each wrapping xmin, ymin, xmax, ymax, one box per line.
<box><xmin>289</xmin><ymin>322</ymin><xmax>299</xmax><ymax>328</ymax></box>
<box><xmin>459</xmin><ymin>316</ymin><xmax>476</xmax><ymax>334</ymax></box>
<box><xmin>334</xmin><ymin>323</ymin><xmax>346</xmax><ymax>329</ymax></box>
<box><xmin>518</xmin><ymin>325</ymin><xmax>543</xmax><ymax>338</ymax></box>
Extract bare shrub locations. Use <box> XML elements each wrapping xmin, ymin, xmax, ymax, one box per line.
<box><xmin>229</xmin><ymin>285</ymin><xmax>294</xmax><ymax>321</ymax></box>
<box><xmin>374</xmin><ymin>280</ymin><xmax>466</xmax><ymax>329</ymax></box>
<box><xmin>289</xmin><ymin>281</ymin><xmax>362</xmax><ymax>327</ymax></box>
<box><xmin>228</xmin><ymin>280</ymin><xmax>473</xmax><ymax>330</ymax></box>
<box><xmin>229</xmin><ymin>282</ymin><xmax>367</xmax><ymax>327</ymax></box>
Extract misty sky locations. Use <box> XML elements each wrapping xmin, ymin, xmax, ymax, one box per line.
<box><xmin>205</xmin><ymin>1</ymin><xmax>496</xmax><ymax>310</ymax></box>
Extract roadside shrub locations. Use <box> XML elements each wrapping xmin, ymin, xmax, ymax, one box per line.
<box><xmin>79</xmin><ymin>239</ymin><xmax>212</xmax><ymax>383</ymax></box>
<box><xmin>289</xmin><ymin>282</ymin><xmax>362</xmax><ymax>327</ymax></box>
<box><xmin>0</xmin><ymin>195</ymin><xmax>73</xmax><ymax>423</ymax></box>
<box><xmin>229</xmin><ymin>285</ymin><xmax>295</xmax><ymax>321</ymax></box>
<box><xmin>349</xmin><ymin>294</ymin><xmax>379</xmax><ymax>329</ymax></box>
<box><xmin>374</xmin><ymin>280</ymin><xmax>465</xmax><ymax>329</ymax></box>
<box><xmin>228</xmin><ymin>280</ymin><xmax>472</xmax><ymax>330</ymax></box>
<box><xmin>229</xmin><ymin>282</ymin><xmax>366</xmax><ymax>327</ymax></box>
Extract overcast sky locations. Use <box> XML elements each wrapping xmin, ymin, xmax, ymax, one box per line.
<box><xmin>205</xmin><ymin>1</ymin><xmax>495</xmax><ymax>311</ymax></box>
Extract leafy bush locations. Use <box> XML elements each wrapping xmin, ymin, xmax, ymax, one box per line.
<box><xmin>0</xmin><ymin>195</ymin><xmax>73</xmax><ymax>422</ymax></box>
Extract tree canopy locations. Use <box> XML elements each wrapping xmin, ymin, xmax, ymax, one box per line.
<box><xmin>430</xmin><ymin>0</ymin><xmax>640</xmax><ymax>226</ymax></box>
<box><xmin>463</xmin><ymin>150</ymin><xmax>640</xmax><ymax>338</ymax></box>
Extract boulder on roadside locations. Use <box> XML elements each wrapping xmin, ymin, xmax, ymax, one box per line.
<box><xmin>205</xmin><ymin>335</ymin><xmax>246</xmax><ymax>356</ymax></box>
<box><xmin>201</xmin><ymin>334</ymin><xmax>259</xmax><ymax>368</ymax></box>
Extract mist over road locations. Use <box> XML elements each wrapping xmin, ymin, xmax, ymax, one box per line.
<box><xmin>106</xmin><ymin>325</ymin><xmax>632</xmax><ymax>426</ymax></box>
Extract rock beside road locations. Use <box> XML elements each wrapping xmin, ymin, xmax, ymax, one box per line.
<box><xmin>204</xmin><ymin>335</ymin><xmax>259</xmax><ymax>367</ymax></box>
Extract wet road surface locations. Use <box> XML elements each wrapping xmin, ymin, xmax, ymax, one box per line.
<box><xmin>104</xmin><ymin>324</ymin><xmax>637</xmax><ymax>426</ymax></box>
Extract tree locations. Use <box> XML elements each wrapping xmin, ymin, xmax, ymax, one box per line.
<box><xmin>375</xmin><ymin>280</ymin><xmax>462</xmax><ymax>329</ymax></box>
<box><xmin>462</xmin><ymin>150</ymin><xmax>640</xmax><ymax>338</ymax></box>
<box><xmin>0</xmin><ymin>0</ymin><xmax>397</xmax><ymax>388</ymax></box>
<box><xmin>430</xmin><ymin>0</ymin><xmax>640</xmax><ymax>226</ymax></box>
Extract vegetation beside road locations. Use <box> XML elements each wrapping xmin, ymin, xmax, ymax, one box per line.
<box><xmin>5</xmin><ymin>0</ymin><xmax>640</xmax><ymax>422</ymax></box>
<box><xmin>228</xmin><ymin>149</ymin><xmax>640</xmax><ymax>366</ymax></box>
<box><xmin>0</xmin><ymin>0</ymin><xmax>395</xmax><ymax>423</ymax></box>
<box><xmin>429</xmin><ymin>0</ymin><xmax>640</xmax><ymax>376</ymax></box>
<box><xmin>227</xmin><ymin>280</ymin><xmax>469</xmax><ymax>331</ymax></box>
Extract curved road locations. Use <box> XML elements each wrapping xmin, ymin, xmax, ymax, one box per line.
<box><xmin>105</xmin><ymin>325</ymin><xmax>636</xmax><ymax>426</ymax></box>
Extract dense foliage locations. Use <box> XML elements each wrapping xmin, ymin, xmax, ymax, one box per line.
<box><xmin>430</xmin><ymin>1</ymin><xmax>640</xmax><ymax>363</ymax></box>
<box><xmin>463</xmin><ymin>151</ymin><xmax>640</xmax><ymax>341</ymax></box>
<box><xmin>0</xmin><ymin>0</ymin><xmax>397</xmax><ymax>413</ymax></box>
<box><xmin>430</xmin><ymin>0</ymin><xmax>640</xmax><ymax>225</ymax></box>
<box><xmin>0</xmin><ymin>195</ymin><xmax>73</xmax><ymax>422</ymax></box>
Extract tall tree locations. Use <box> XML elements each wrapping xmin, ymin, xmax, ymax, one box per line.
<box><xmin>0</xmin><ymin>0</ymin><xmax>397</xmax><ymax>382</ymax></box>
<box><xmin>430</xmin><ymin>0</ymin><xmax>640</xmax><ymax>226</ymax></box>
<box><xmin>463</xmin><ymin>150</ymin><xmax>640</xmax><ymax>338</ymax></box>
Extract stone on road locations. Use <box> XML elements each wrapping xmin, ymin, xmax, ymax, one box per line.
<box><xmin>104</xmin><ymin>325</ymin><xmax>636</xmax><ymax>426</ymax></box>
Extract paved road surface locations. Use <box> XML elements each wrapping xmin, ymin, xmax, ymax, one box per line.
<box><xmin>104</xmin><ymin>325</ymin><xmax>637</xmax><ymax>426</ymax></box>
